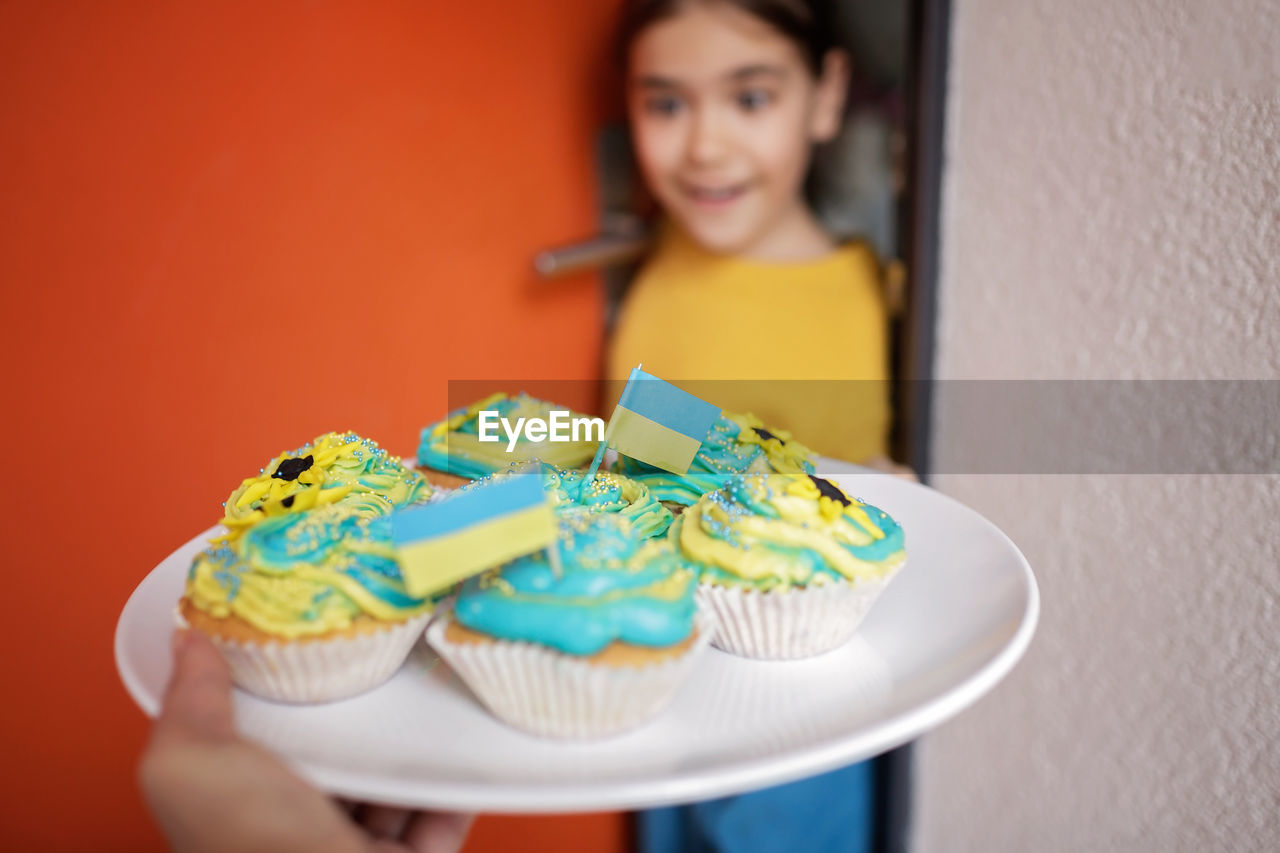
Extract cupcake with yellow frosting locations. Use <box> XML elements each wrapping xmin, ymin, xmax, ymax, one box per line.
<box><xmin>181</xmin><ymin>502</ymin><xmax>435</xmax><ymax>702</ymax></box>
<box><xmin>427</xmin><ymin>513</ymin><xmax>712</xmax><ymax>738</ymax></box>
<box><xmin>416</xmin><ymin>392</ymin><xmax>600</xmax><ymax>487</ymax></box>
<box><xmin>613</xmin><ymin>412</ymin><xmax>816</xmax><ymax>509</ymax></box>
<box><xmin>463</xmin><ymin>460</ymin><xmax>673</xmax><ymax>539</ymax></box>
<box><xmin>221</xmin><ymin>431</ymin><xmax>431</xmax><ymax>539</ymax></box>
<box><xmin>673</xmin><ymin>473</ymin><xmax>906</xmax><ymax>659</ymax></box>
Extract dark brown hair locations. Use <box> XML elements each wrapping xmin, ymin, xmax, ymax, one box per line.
<box><xmin>615</xmin><ymin>0</ymin><xmax>840</xmax><ymax>77</ymax></box>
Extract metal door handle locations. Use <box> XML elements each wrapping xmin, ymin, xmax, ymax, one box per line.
<box><xmin>534</xmin><ymin>214</ymin><xmax>650</xmax><ymax>278</ymax></box>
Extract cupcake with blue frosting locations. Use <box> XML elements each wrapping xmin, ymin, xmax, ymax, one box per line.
<box><xmin>426</xmin><ymin>513</ymin><xmax>713</xmax><ymax>738</ymax></box>
<box><xmin>417</xmin><ymin>392</ymin><xmax>599</xmax><ymax>486</ymax></box>
<box><xmin>613</xmin><ymin>412</ymin><xmax>816</xmax><ymax>508</ymax></box>
<box><xmin>181</xmin><ymin>502</ymin><xmax>436</xmax><ymax>702</ymax></box>
<box><xmin>673</xmin><ymin>472</ymin><xmax>906</xmax><ymax>659</ymax></box>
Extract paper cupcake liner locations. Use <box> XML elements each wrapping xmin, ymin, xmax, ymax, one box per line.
<box><xmin>696</xmin><ymin>564</ymin><xmax>903</xmax><ymax>660</ymax></box>
<box><xmin>175</xmin><ymin>608</ymin><xmax>433</xmax><ymax>703</ymax></box>
<box><xmin>427</xmin><ymin>610</ymin><xmax>716</xmax><ymax>739</ymax></box>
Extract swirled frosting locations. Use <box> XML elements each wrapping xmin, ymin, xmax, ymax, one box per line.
<box><xmin>614</xmin><ymin>412</ymin><xmax>816</xmax><ymax>506</ymax></box>
<box><xmin>221</xmin><ymin>432</ymin><xmax>430</xmax><ymax>536</ymax></box>
<box><xmin>187</xmin><ymin>503</ymin><xmax>433</xmax><ymax>638</ymax></box>
<box><xmin>417</xmin><ymin>392</ymin><xmax>599</xmax><ymax>479</ymax></box>
<box><xmin>674</xmin><ymin>473</ymin><xmax>905</xmax><ymax>591</ymax></box>
<box><xmin>462</xmin><ymin>461</ymin><xmax>673</xmax><ymax>539</ymax></box>
<box><xmin>453</xmin><ymin>513</ymin><xmax>697</xmax><ymax>655</ymax></box>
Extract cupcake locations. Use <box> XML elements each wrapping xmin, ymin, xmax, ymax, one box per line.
<box><xmin>613</xmin><ymin>412</ymin><xmax>816</xmax><ymax>509</ymax></box>
<box><xmin>221</xmin><ymin>431</ymin><xmax>431</xmax><ymax>538</ymax></box>
<box><xmin>427</xmin><ymin>513</ymin><xmax>713</xmax><ymax>738</ymax></box>
<box><xmin>416</xmin><ymin>392</ymin><xmax>600</xmax><ymax>486</ymax></box>
<box><xmin>673</xmin><ymin>472</ymin><xmax>906</xmax><ymax>659</ymax></box>
<box><xmin>464</xmin><ymin>460</ymin><xmax>673</xmax><ymax>539</ymax></box>
<box><xmin>181</xmin><ymin>502</ymin><xmax>435</xmax><ymax>702</ymax></box>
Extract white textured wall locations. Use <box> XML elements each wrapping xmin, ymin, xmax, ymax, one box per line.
<box><xmin>916</xmin><ymin>1</ymin><xmax>1280</xmax><ymax>851</ymax></box>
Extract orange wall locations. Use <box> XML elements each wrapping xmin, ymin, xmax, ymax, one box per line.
<box><xmin>0</xmin><ymin>3</ymin><xmax>624</xmax><ymax>849</ymax></box>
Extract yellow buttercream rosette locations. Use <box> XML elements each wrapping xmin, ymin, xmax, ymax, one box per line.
<box><xmin>220</xmin><ymin>431</ymin><xmax>430</xmax><ymax>538</ymax></box>
<box><xmin>726</xmin><ymin>413</ymin><xmax>816</xmax><ymax>474</ymax></box>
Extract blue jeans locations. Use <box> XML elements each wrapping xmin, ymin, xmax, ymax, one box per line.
<box><xmin>637</xmin><ymin>760</ymin><xmax>874</xmax><ymax>853</ymax></box>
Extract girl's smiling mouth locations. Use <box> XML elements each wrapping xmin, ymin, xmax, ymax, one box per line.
<box><xmin>680</xmin><ymin>181</ymin><xmax>751</xmax><ymax>207</ymax></box>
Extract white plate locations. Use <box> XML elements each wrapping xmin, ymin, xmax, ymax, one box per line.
<box><xmin>114</xmin><ymin>464</ymin><xmax>1038</xmax><ymax>813</ymax></box>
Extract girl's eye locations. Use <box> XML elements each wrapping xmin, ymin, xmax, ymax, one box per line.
<box><xmin>736</xmin><ymin>89</ymin><xmax>774</xmax><ymax>111</ymax></box>
<box><xmin>644</xmin><ymin>95</ymin><xmax>683</xmax><ymax>117</ymax></box>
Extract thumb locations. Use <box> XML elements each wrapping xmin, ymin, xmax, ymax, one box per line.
<box><xmin>153</xmin><ymin>629</ymin><xmax>236</xmax><ymax>743</ymax></box>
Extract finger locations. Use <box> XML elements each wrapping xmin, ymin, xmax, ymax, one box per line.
<box><xmin>153</xmin><ymin>629</ymin><xmax>236</xmax><ymax>743</ymax></box>
<box><xmin>354</xmin><ymin>804</ymin><xmax>412</xmax><ymax>840</ymax></box>
<box><xmin>402</xmin><ymin>811</ymin><xmax>476</xmax><ymax>853</ymax></box>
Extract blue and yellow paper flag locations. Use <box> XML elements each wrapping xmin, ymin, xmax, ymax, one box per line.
<box><xmin>392</xmin><ymin>474</ymin><xmax>555</xmax><ymax>598</ymax></box>
<box><xmin>604</xmin><ymin>366</ymin><xmax>721</xmax><ymax>475</ymax></box>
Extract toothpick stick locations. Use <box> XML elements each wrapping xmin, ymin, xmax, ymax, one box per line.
<box><xmin>578</xmin><ymin>439</ymin><xmax>607</xmax><ymax>501</ymax></box>
<box><xmin>545</xmin><ymin>540</ymin><xmax>563</xmax><ymax>578</ymax></box>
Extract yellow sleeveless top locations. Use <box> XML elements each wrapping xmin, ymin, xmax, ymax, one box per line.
<box><xmin>606</xmin><ymin>225</ymin><xmax>891</xmax><ymax>463</ymax></box>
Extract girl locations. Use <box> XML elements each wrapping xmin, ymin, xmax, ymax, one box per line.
<box><xmin>608</xmin><ymin>0</ymin><xmax>906</xmax><ymax>474</ymax></box>
<box><xmin>606</xmin><ymin>1</ymin><xmax>905</xmax><ymax>851</ymax></box>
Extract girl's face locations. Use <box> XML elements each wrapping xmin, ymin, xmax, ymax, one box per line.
<box><xmin>627</xmin><ymin>2</ymin><xmax>846</xmax><ymax>258</ymax></box>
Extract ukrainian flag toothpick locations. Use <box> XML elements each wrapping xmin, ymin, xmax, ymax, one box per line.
<box><xmin>580</xmin><ymin>365</ymin><xmax>722</xmax><ymax>494</ymax></box>
<box><xmin>392</xmin><ymin>474</ymin><xmax>556</xmax><ymax>598</ymax></box>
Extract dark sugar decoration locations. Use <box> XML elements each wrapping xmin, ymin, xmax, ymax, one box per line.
<box><xmin>273</xmin><ymin>455</ymin><xmax>314</xmax><ymax>482</ymax></box>
<box><xmin>753</xmin><ymin>427</ymin><xmax>781</xmax><ymax>443</ymax></box>
<box><xmin>281</xmin><ymin>495</ymin><xmax>296</xmax><ymax>508</ymax></box>
<box><xmin>808</xmin><ymin>475</ymin><xmax>851</xmax><ymax>506</ymax></box>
